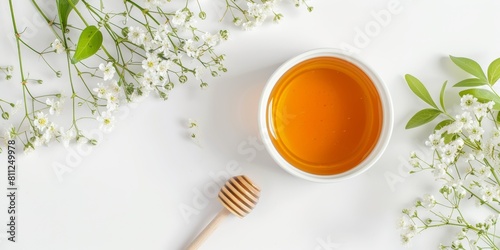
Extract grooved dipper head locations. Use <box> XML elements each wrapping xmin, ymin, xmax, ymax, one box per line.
<box><xmin>218</xmin><ymin>175</ymin><xmax>261</xmax><ymax>218</ymax></box>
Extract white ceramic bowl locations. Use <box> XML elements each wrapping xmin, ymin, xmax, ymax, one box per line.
<box><xmin>258</xmin><ymin>48</ymin><xmax>393</xmax><ymax>182</ymax></box>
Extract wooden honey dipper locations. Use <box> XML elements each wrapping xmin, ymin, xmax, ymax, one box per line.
<box><xmin>186</xmin><ymin>175</ymin><xmax>261</xmax><ymax>250</ymax></box>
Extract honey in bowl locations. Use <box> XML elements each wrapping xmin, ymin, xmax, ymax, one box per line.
<box><xmin>266</xmin><ymin>56</ymin><xmax>383</xmax><ymax>175</ymax></box>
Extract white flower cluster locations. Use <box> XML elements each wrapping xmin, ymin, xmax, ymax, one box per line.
<box><xmin>93</xmin><ymin>62</ymin><xmax>120</xmax><ymax>132</ymax></box>
<box><xmin>400</xmin><ymin>94</ymin><xmax>500</xmax><ymax>247</ymax></box>
<box><xmin>13</xmin><ymin>96</ymin><xmax>75</xmax><ymax>153</ymax></box>
<box><xmin>228</xmin><ymin>0</ymin><xmax>312</xmax><ymax>30</ymax></box>
<box><xmin>127</xmin><ymin>10</ymin><xmax>227</xmax><ymax>98</ymax></box>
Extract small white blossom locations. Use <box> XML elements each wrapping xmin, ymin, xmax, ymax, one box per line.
<box><xmin>142</xmin><ymin>53</ymin><xmax>159</xmax><ymax>71</ymax></box>
<box><xmin>242</xmin><ymin>21</ymin><xmax>257</xmax><ymax>31</ymax></box>
<box><xmin>46</xmin><ymin>98</ymin><xmax>63</xmax><ymax>115</ymax></box>
<box><xmin>476</xmin><ymin>165</ymin><xmax>492</xmax><ymax>180</ymax></box>
<box><xmin>492</xmin><ymin>128</ymin><xmax>500</xmax><ymax>145</ymax></box>
<box><xmin>456</xmin><ymin>112</ymin><xmax>473</xmax><ymax>129</ymax></box>
<box><xmin>172</xmin><ymin>9</ymin><xmax>189</xmax><ymax>27</ymax></box>
<box><xmin>467</xmin><ymin>122</ymin><xmax>484</xmax><ymax>142</ymax></box>
<box><xmin>34</xmin><ymin>112</ymin><xmax>49</xmax><ymax>131</ymax></box>
<box><xmin>460</xmin><ymin>94</ymin><xmax>477</xmax><ymax>110</ymax></box>
<box><xmin>473</xmin><ymin>102</ymin><xmax>488</xmax><ymax>119</ymax></box>
<box><xmin>156</xmin><ymin>60</ymin><xmax>172</xmax><ymax>78</ymax></box>
<box><xmin>433</xmin><ymin>163</ymin><xmax>447</xmax><ymax>179</ymax></box>
<box><xmin>93</xmin><ymin>82</ymin><xmax>108</xmax><ymax>98</ymax></box>
<box><xmin>108</xmin><ymin>80</ymin><xmax>121</xmax><ymax>94</ymax></box>
<box><xmin>202</xmin><ymin>32</ymin><xmax>220</xmax><ymax>47</ymax></box>
<box><xmin>105</xmin><ymin>93</ymin><xmax>119</xmax><ymax>112</ymax></box>
<box><xmin>425</xmin><ymin>133</ymin><xmax>444</xmax><ymax>150</ymax></box>
<box><xmin>183</xmin><ymin>39</ymin><xmax>199</xmax><ymax>58</ymax></box>
<box><xmin>440</xmin><ymin>144</ymin><xmax>457</xmax><ymax>164</ymax></box>
<box><xmin>42</xmin><ymin>122</ymin><xmax>58</xmax><ymax>143</ymax></box>
<box><xmin>99</xmin><ymin>62</ymin><xmax>116</xmax><ymax>81</ymax></box>
<box><xmin>248</xmin><ymin>2</ymin><xmax>264</xmax><ymax>17</ymax></box>
<box><xmin>128</xmin><ymin>26</ymin><xmax>147</xmax><ymax>45</ymax></box>
<box><xmin>420</xmin><ymin>194</ymin><xmax>436</xmax><ymax>209</ymax></box>
<box><xmin>97</xmin><ymin>112</ymin><xmax>116</xmax><ymax>132</ymax></box>
<box><xmin>51</xmin><ymin>39</ymin><xmax>65</xmax><ymax>54</ymax></box>
<box><xmin>481</xmin><ymin>185</ymin><xmax>497</xmax><ymax>203</ymax></box>
<box><xmin>60</xmin><ymin>128</ymin><xmax>75</xmax><ymax>148</ymax></box>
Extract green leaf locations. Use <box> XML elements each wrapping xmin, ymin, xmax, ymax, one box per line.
<box><xmin>439</xmin><ymin>81</ymin><xmax>447</xmax><ymax>112</ymax></box>
<box><xmin>434</xmin><ymin>119</ymin><xmax>453</xmax><ymax>132</ymax></box>
<box><xmin>405</xmin><ymin>74</ymin><xmax>438</xmax><ymax>109</ymax></box>
<box><xmin>406</xmin><ymin>108</ymin><xmax>442</xmax><ymax>129</ymax></box>
<box><xmin>443</xmin><ymin>133</ymin><xmax>458</xmax><ymax>144</ymax></box>
<box><xmin>496</xmin><ymin>111</ymin><xmax>500</xmax><ymax>124</ymax></box>
<box><xmin>453</xmin><ymin>78</ymin><xmax>487</xmax><ymax>87</ymax></box>
<box><xmin>488</xmin><ymin>58</ymin><xmax>500</xmax><ymax>85</ymax></box>
<box><xmin>459</xmin><ymin>89</ymin><xmax>500</xmax><ymax>110</ymax></box>
<box><xmin>450</xmin><ymin>55</ymin><xmax>487</xmax><ymax>81</ymax></box>
<box><xmin>57</xmin><ymin>0</ymin><xmax>80</xmax><ymax>31</ymax></box>
<box><xmin>71</xmin><ymin>26</ymin><xmax>103</xmax><ymax>64</ymax></box>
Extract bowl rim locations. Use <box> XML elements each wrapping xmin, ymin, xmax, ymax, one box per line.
<box><xmin>258</xmin><ymin>48</ymin><xmax>394</xmax><ymax>183</ymax></box>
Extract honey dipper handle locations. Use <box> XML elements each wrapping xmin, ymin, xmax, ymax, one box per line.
<box><xmin>186</xmin><ymin>209</ymin><xmax>231</xmax><ymax>250</ymax></box>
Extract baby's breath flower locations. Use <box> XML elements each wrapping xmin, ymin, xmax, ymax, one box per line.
<box><xmin>127</xmin><ymin>26</ymin><xmax>147</xmax><ymax>45</ymax></box>
<box><xmin>400</xmin><ymin>234</ymin><xmax>411</xmax><ymax>246</ymax></box>
<box><xmin>433</xmin><ymin>163</ymin><xmax>447</xmax><ymax>179</ymax></box>
<box><xmin>108</xmin><ymin>80</ymin><xmax>120</xmax><ymax>94</ymax></box>
<box><xmin>410</xmin><ymin>151</ymin><xmax>417</xmax><ymax>158</ymax></box>
<box><xmin>480</xmin><ymin>185</ymin><xmax>497</xmax><ymax>203</ymax></box>
<box><xmin>473</xmin><ymin>102</ymin><xmax>488</xmax><ymax>119</ymax></box>
<box><xmin>397</xmin><ymin>216</ymin><xmax>407</xmax><ymax>229</ymax></box>
<box><xmin>202</xmin><ymin>32</ymin><xmax>220</xmax><ymax>47</ymax></box>
<box><xmin>425</xmin><ymin>133</ymin><xmax>444</xmax><ymax>150</ymax></box>
<box><xmin>461</xmin><ymin>94</ymin><xmax>477</xmax><ymax>110</ymax></box>
<box><xmin>93</xmin><ymin>82</ymin><xmax>108</xmax><ymax>98</ymax></box>
<box><xmin>99</xmin><ymin>62</ymin><xmax>116</xmax><ymax>81</ymax></box>
<box><xmin>420</xmin><ymin>194</ymin><xmax>437</xmax><ymax>209</ymax></box>
<box><xmin>242</xmin><ymin>21</ymin><xmax>257</xmax><ymax>31</ymax></box>
<box><xmin>59</xmin><ymin>128</ymin><xmax>74</xmax><ymax>148</ymax></box>
<box><xmin>34</xmin><ymin>112</ymin><xmax>49</xmax><ymax>131</ymax></box>
<box><xmin>97</xmin><ymin>112</ymin><xmax>116</xmax><ymax>132</ymax></box>
<box><xmin>440</xmin><ymin>144</ymin><xmax>457</xmax><ymax>164</ymax></box>
<box><xmin>156</xmin><ymin>60</ymin><xmax>172</xmax><ymax>78</ymax></box>
<box><xmin>183</xmin><ymin>39</ymin><xmax>199</xmax><ymax>58</ymax></box>
<box><xmin>142</xmin><ymin>53</ymin><xmax>160</xmax><ymax>71</ymax></box>
<box><xmin>51</xmin><ymin>39</ymin><xmax>65</xmax><ymax>54</ymax></box>
<box><xmin>467</xmin><ymin>122</ymin><xmax>484</xmax><ymax>142</ymax></box>
<box><xmin>46</xmin><ymin>98</ymin><xmax>63</xmax><ymax>115</ymax></box>
<box><xmin>105</xmin><ymin>93</ymin><xmax>119</xmax><ymax>112</ymax></box>
<box><xmin>43</xmin><ymin>122</ymin><xmax>58</xmax><ymax>143</ymax></box>
<box><xmin>172</xmin><ymin>9</ymin><xmax>189</xmax><ymax>27</ymax></box>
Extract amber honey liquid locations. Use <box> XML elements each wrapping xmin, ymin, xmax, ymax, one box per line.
<box><xmin>267</xmin><ymin>57</ymin><xmax>383</xmax><ymax>175</ymax></box>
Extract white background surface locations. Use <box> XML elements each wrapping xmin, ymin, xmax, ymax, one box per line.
<box><xmin>1</xmin><ymin>0</ymin><xmax>500</xmax><ymax>249</ymax></box>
